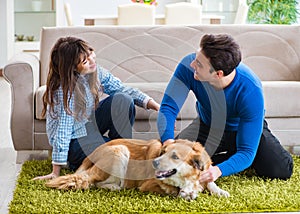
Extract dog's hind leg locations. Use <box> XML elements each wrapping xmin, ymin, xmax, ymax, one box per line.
<box><xmin>45</xmin><ymin>172</ymin><xmax>91</xmax><ymax>190</ymax></box>
<box><xmin>75</xmin><ymin>157</ymin><xmax>94</xmax><ymax>174</ymax></box>
<box><xmin>46</xmin><ymin>145</ymin><xmax>130</xmax><ymax>190</ymax></box>
<box><xmin>93</xmin><ymin>145</ymin><xmax>130</xmax><ymax>190</ymax></box>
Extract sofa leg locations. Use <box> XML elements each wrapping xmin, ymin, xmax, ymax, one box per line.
<box><xmin>291</xmin><ymin>146</ymin><xmax>300</xmax><ymax>155</ymax></box>
<box><xmin>48</xmin><ymin>150</ymin><xmax>52</xmax><ymax>159</ymax></box>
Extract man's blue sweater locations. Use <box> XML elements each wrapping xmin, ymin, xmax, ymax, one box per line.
<box><xmin>157</xmin><ymin>53</ymin><xmax>264</xmax><ymax>177</ymax></box>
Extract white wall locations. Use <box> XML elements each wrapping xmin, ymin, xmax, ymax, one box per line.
<box><xmin>0</xmin><ymin>0</ymin><xmax>14</xmax><ymax>68</ymax></box>
<box><xmin>1</xmin><ymin>0</ymin><xmax>299</xmax><ymax>68</ymax></box>
<box><xmin>57</xmin><ymin>0</ymin><xmax>183</xmax><ymax>26</ymax></box>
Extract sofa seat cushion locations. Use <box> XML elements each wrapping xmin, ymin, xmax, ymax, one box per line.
<box><xmin>36</xmin><ymin>81</ymin><xmax>300</xmax><ymax>120</ymax></box>
<box><xmin>35</xmin><ymin>82</ymin><xmax>198</xmax><ymax>121</ymax></box>
<box><xmin>263</xmin><ymin>81</ymin><xmax>300</xmax><ymax>117</ymax></box>
<box><xmin>125</xmin><ymin>82</ymin><xmax>197</xmax><ymax>120</ymax></box>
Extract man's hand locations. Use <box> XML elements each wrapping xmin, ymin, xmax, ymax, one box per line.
<box><xmin>146</xmin><ymin>99</ymin><xmax>160</xmax><ymax>111</ymax></box>
<box><xmin>163</xmin><ymin>139</ymin><xmax>175</xmax><ymax>146</ymax></box>
<box><xmin>200</xmin><ymin>165</ymin><xmax>222</xmax><ymax>183</ymax></box>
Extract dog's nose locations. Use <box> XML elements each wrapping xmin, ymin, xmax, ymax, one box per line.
<box><xmin>152</xmin><ymin>159</ymin><xmax>160</xmax><ymax>169</ymax></box>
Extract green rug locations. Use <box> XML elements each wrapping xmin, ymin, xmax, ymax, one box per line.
<box><xmin>9</xmin><ymin>156</ymin><xmax>300</xmax><ymax>213</ymax></box>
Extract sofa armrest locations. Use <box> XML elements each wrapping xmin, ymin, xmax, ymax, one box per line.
<box><xmin>3</xmin><ymin>53</ymin><xmax>40</xmax><ymax>150</ymax></box>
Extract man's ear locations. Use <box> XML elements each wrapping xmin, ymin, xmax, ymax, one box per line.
<box><xmin>216</xmin><ymin>70</ymin><xmax>224</xmax><ymax>77</ymax></box>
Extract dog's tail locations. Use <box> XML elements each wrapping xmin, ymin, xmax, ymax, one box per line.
<box><xmin>45</xmin><ymin>172</ymin><xmax>90</xmax><ymax>190</ymax></box>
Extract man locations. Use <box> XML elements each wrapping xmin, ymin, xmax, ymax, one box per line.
<box><xmin>157</xmin><ymin>34</ymin><xmax>293</xmax><ymax>183</ymax></box>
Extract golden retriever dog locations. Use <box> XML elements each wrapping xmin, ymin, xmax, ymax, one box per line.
<box><xmin>46</xmin><ymin>139</ymin><xmax>229</xmax><ymax>200</ymax></box>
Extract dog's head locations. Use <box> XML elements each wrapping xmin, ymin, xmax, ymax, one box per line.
<box><xmin>152</xmin><ymin>139</ymin><xmax>211</xmax><ymax>184</ymax></box>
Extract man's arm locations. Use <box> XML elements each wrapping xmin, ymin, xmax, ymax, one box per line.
<box><xmin>217</xmin><ymin>89</ymin><xmax>264</xmax><ymax>177</ymax></box>
<box><xmin>158</xmin><ymin>54</ymin><xmax>195</xmax><ymax>142</ymax></box>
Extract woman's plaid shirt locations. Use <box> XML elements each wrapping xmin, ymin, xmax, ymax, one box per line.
<box><xmin>47</xmin><ymin>65</ymin><xmax>151</xmax><ymax>165</ymax></box>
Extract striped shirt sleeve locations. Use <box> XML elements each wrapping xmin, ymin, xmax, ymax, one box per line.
<box><xmin>97</xmin><ymin>66</ymin><xmax>150</xmax><ymax>108</ymax></box>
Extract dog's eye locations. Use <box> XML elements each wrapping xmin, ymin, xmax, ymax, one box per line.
<box><xmin>171</xmin><ymin>152</ymin><xmax>179</xmax><ymax>160</ymax></box>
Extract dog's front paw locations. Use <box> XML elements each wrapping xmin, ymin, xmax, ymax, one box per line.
<box><xmin>213</xmin><ymin>188</ymin><xmax>230</xmax><ymax>198</ymax></box>
<box><xmin>178</xmin><ymin>189</ymin><xmax>197</xmax><ymax>201</ymax></box>
<box><xmin>207</xmin><ymin>182</ymin><xmax>230</xmax><ymax>198</ymax></box>
<box><xmin>96</xmin><ymin>183</ymin><xmax>121</xmax><ymax>191</ymax></box>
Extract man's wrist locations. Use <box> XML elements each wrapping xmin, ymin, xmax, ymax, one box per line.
<box><xmin>163</xmin><ymin>139</ymin><xmax>175</xmax><ymax>145</ymax></box>
<box><xmin>214</xmin><ymin>166</ymin><xmax>222</xmax><ymax>179</ymax></box>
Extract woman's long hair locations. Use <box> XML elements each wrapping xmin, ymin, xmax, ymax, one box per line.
<box><xmin>42</xmin><ymin>37</ymin><xmax>100</xmax><ymax>120</ymax></box>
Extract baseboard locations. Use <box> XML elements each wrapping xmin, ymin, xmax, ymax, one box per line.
<box><xmin>16</xmin><ymin>150</ymin><xmax>50</xmax><ymax>164</ymax></box>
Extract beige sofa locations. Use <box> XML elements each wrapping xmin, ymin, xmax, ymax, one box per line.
<box><xmin>4</xmin><ymin>25</ymin><xmax>300</xmax><ymax>159</ymax></box>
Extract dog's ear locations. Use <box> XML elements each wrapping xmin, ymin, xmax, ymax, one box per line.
<box><xmin>200</xmin><ymin>150</ymin><xmax>212</xmax><ymax>170</ymax></box>
<box><xmin>160</xmin><ymin>146</ymin><xmax>166</xmax><ymax>155</ymax></box>
<box><xmin>160</xmin><ymin>143</ymin><xmax>169</xmax><ymax>155</ymax></box>
<box><xmin>160</xmin><ymin>141</ymin><xmax>175</xmax><ymax>155</ymax></box>
<box><xmin>190</xmin><ymin>144</ymin><xmax>212</xmax><ymax>171</ymax></box>
<box><xmin>191</xmin><ymin>155</ymin><xmax>205</xmax><ymax>171</ymax></box>
<box><xmin>192</xmin><ymin>142</ymin><xmax>205</xmax><ymax>153</ymax></box>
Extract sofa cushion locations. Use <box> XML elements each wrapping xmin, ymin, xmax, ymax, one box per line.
<box><xmin>36</xmin><ymin>81</ymin><xmax>300</xmax><ymax>120</ymax></box>
<box><xmin>40</xmin><ymin>25</ymin><xmax>300</xmax><ymax>86</ymax></box>
<box><xmin>263</xmin><ymin>81</ymin><xmax>300</xmax><ymax>117</ymax></box>
<box><xmin>35</xmin><ymin>82</ymin><xmax>198</xmax><ymax>121</ymax></box>
<box><xmin>126</xmin><ymin>82</ymin><xmax>197</xmax><ymax>120</ymax></box>
<box><xmin>35</xmin><ymin>85</ymin><xmax>46</xmax><ymax>120</ymax></box>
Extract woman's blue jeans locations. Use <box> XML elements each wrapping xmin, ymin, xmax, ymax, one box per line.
<box><xmin>67</xmin><ymin>93</ymin><xmax>135</xmax><ymax>171</ymax></box>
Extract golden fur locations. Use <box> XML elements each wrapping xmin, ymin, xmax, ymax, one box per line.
<box><xmin>46</xmin><ymin>139</ymin><xmax>229</xmax><ymax>200</ymax></box>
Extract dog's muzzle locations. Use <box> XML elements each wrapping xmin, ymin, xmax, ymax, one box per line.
<box><xmin>152</xmin><ymin>158</ymin><xmax>177</xmax><ymax>179</ymax></box>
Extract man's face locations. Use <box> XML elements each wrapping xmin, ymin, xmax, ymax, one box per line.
<box><xmin>190</xmin><ymin>49</ymin><xmax>215</xmax><ymax>81</ymax></box>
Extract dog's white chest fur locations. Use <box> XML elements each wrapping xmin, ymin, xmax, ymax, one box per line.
<box><xmin>163</xmin><ymin>172</ymin><xmax>203</xmax><ymax>200</ymax></box>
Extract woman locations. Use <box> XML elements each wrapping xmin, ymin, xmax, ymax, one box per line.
<box><xmin>34</xmin><ymin>36</ymin><xmax>160</xmax><ymax>180</ymax></box>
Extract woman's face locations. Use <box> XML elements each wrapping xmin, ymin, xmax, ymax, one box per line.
<box><xmin>77</xmin><ymin>50</ymin><xmax>97</xmax><ymax>75</ymax></box>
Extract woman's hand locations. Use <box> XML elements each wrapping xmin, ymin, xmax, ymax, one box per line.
<box><xmin>147</xmin><ymin>99</ymin><xmax>160</xmax><ymax>111</ymax></box>
<box><xmin>32</xmin><ymin>172</ymin><xmax>58</xmax><ymax>180</ymax></box>
<box><xmin>32</xmin><ymin>164</ymin><xmax>61</xmax><ymax>180</ymax></box>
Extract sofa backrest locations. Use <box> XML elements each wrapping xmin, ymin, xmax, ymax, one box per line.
<box><xmin>40</xmin><ymin>25</ymin><xmax>300</xmax><ymax>86</ymax></box>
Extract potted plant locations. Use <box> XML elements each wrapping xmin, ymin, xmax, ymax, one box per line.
<box><xmin>247</xmin><ymin>0</ymin><xmax>299</xmax><ymax>24</ymax></box>
<box><xmin>131</xmin><ymin>0</ymin><xmax>158</xmax><ymax>6</ymax></box>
